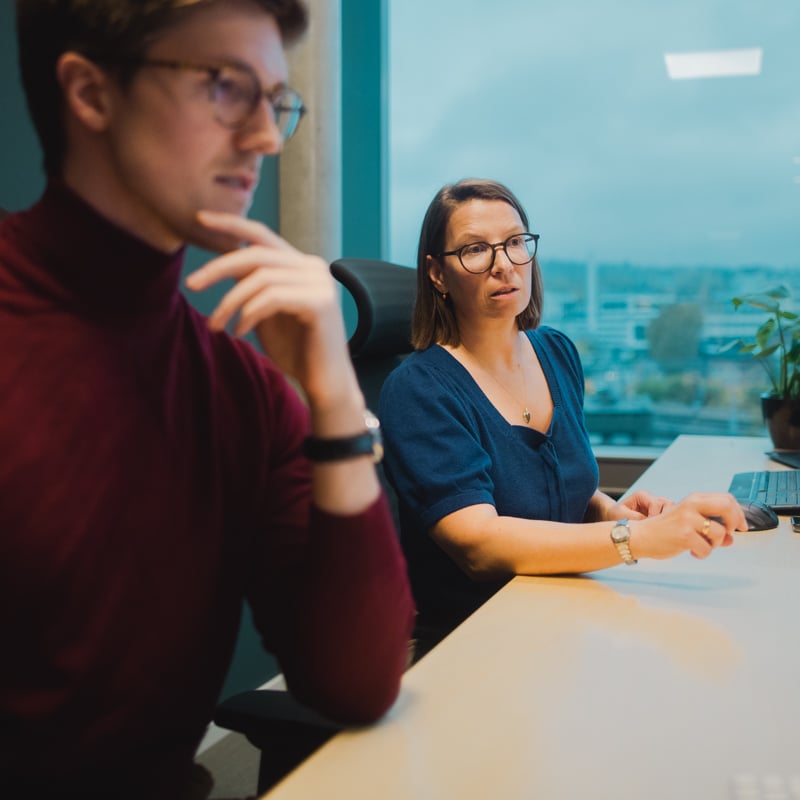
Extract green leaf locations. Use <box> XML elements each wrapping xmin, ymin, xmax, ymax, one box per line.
<box><xmin>727</xmin><ymin>285</ymin><xmax>800</xmax><ymax>398</ymax></box>
<box><xmin>757</xmin><ymin>343</ymin><xmax>780</xmax><ymax>359</ymax></box>
<box><xmin>747</xmin><ymin>297</ymin><xmax>781</xmax><ymax>312</ymax></box>
<box><xmin>767</xmin><ymin>285</ymin><xmax>790</xmax><ymax>300</ymax></box>
<box><xmin>755</xmin><ymin>318</ymin><xmax>776</xmax><ymax>348</ymax></box>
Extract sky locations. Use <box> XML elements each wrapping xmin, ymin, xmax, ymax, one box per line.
<box><xmin>388</xmin><ymin>0</ymin><xmax>800</xmax><ymax>270</ymax></box>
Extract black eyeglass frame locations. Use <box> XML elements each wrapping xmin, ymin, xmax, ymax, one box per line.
<box><xmin>108</xmin><ymin>57</ymin><xmax>307</xmax><ymax>138</ymax></box>
<box><xmin>437</xmin><ymin>233</ymin><xmax>540</xmax><ymax>274</ymax></box>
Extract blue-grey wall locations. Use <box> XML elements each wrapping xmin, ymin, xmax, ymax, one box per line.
<box><xmin>0</xmin><ymin>4</ymin><xmax>44</xmax><ymax>212</ymax></box>
<box><xmin>342</xmin><ymin>0</ymin><xmax>387</xmax><ymax>258</ymax></box>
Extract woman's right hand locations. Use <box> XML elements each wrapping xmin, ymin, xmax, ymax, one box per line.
<box><xmin>629</xmin><ymin>492</ymin><xmax>747</xmax><ymax>561</ymax></box>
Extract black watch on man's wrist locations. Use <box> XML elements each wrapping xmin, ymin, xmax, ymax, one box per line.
<box><xmin>302</xmin><ymin>409</ymin><xmax>384</xmax><ymax>464</ymax></box>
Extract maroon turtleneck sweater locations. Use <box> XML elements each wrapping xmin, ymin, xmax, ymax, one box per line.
<box><xmin>0</xmin><ymin>182</ymin><xmax>414</xmax><ymax>796</ymax></box>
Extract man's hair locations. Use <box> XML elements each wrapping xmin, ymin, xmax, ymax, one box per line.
<box><xmin>411</xmin><ymin>178</ymin><xmax>544</xmax><ymax>350</ymax></box>
<box><xmin>15</xmin><ymin>0</ymin><xmax>309</xmax><ymax>176</ymax></box>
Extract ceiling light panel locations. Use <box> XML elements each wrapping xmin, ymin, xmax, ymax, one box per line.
<box><xmin>664</xmin><ymin>47</ymin><xmax>762</xmax><ymax>79</ymax></box>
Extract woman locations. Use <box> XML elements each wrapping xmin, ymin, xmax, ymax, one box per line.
<box><xmin>379</xmin><ymin>178</ymin><xmax>746</xmax><ymax>656</ymax></box>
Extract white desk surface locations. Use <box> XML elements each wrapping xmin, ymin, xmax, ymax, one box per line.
<box><xmin>265</xmin><ymin>436</ymin><xmax>800</xmax><ymax>799</ymax></box>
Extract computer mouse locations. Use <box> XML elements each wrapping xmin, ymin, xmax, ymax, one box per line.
<box><xmin>739</xmin><ymin>500</ymin><xmax>779</xmax><ymax>532</ymax></box>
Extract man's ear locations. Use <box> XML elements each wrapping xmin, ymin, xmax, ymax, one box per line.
<box><xmin>427</xmin><ymin>254</ymin><xmax>447</xmax><ymax>295</ymax></box>
<box><xmin>56</xmin><ymin>52</ymin><xmax>114</xmax><ymax>132</ymax></box>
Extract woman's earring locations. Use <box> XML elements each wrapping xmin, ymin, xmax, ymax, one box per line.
<box><xmin>441</xmin><ymin>292</ymin><xmax>448</xmax><ymax>300</ymax></box>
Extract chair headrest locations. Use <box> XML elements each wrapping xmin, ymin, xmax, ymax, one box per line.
<box><xmin>331</xmin><ymin>258</ymin><xmax>416</xmax><ymax>358</ymax></box>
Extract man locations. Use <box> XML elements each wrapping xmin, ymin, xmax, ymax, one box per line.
<box><xmin>0</xmin><ymin>1</ymin><xmax>414</xmax><ymax>796</ymax></box>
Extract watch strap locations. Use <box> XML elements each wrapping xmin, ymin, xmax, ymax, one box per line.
<box><xmin>303</xmin><ymin>431</ymin><xmax>378</xmax><ymax>462</ymax></box>
<box><xmin>302</xmin><ymin>410</ymin><xmax>383</xmax><ymax>464</ymax></box>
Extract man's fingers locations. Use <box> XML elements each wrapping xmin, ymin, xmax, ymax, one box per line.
<box><xmin>186</xmin><ymin>213</ymin><xmax>297</xmax><ymax>292</ymax></box>
<box><xmin>206</xmin><ymin>268</ymin><xmax>273</xmax><ymax>331</ymax></box>
<box><xmin>186</xmin><ymin>246</ymin><xmax>311</xmax><ymax>292</ymax></box>
<box><xmin>197</xmin><ymin>209</ymin><xmax>284</xmax><ymax>248</ymax></box>
<box><xmin>236</xmin><ymin>287</ymin><xmax>314</xmax><ymax>336</ymax></box>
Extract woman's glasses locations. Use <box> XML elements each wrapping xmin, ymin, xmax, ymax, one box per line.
<box><xmin>438</xmin><ymin>233</ymin><xmax>539</xmax><ymax>274</ymax></box>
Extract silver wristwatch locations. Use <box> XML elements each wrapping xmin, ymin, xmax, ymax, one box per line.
<box><xmin>610</xmin><ymin>519</ymin><xmax>637</xmax><ymax>565</ymax></box>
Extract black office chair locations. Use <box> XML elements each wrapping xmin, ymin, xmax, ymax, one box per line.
<box><xmin>213</xmin><ymin>257</ymin><xmax>417</xmax><ymax>794</ymax></box>
<box><xmin>332</xmin><ymin>257</ymin><xmax>416</xmax><ymax>523</ymax></box>
<box><xmin>332</xmin><ymin>257</ymin><xmax>417</xmax><ymax>405</ymax></box>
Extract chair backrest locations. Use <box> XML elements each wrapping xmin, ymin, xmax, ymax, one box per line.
<box><xmin>330</xmin><ymin>258</ymin><xmax>417</xmax><ymax>526</ymax></box>
<box><xmin>330</xmin><ymin>257</ymin><xmax>416</xmax><ymax>412</ymax></box>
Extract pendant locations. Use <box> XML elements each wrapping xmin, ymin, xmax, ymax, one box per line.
<box><xmin>523</xmin><ymin>407</ymin><xmax>531</xmax><ymax>424</ymax></box>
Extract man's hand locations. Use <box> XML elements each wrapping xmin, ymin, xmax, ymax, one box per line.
<box><xmin>186</xmin><ymin>211</ymin><xmax>382</xmax><ymax>514</ymax></box>
<box><xmin>185</xmin><ymin>210</ymin><xmax>358</xmax><ymax>415</ymax></box>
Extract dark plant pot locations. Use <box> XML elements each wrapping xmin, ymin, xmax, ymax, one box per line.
<box><xmin>761</xmin><ymin>394</ymin><xmax>800</xmax><ymax>450</ymax></box>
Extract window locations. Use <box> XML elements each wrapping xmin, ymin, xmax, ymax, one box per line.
<box><xmin>389</xmin><ymin>1</ymin><xmax>800</xmax><ymax>447</ymax></box>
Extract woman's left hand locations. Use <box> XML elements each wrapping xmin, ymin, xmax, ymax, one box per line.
<box><xmin>611</xmin><ymin>489</ymin><xmax>675</xmax><ymax>520</ymax></box>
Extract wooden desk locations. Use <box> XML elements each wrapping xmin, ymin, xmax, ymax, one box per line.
<box><xmin>265</xmin><ymin>436</ymin><xmax>800</xmax><ymax>799</ymax></box>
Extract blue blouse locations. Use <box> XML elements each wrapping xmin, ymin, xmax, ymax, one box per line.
<box><xmin>379</xmin><ymin>326</ymin><xmax>599</xmax><ymax>630</ymax></box>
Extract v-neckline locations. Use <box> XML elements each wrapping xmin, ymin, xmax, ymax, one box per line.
<box><xmin>437</xmin><ymin>330</ymin><xmax>559</xmax><ymax>435</ymax></box>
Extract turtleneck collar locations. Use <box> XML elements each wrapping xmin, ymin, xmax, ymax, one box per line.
<box><xmin>5</xmin><ymin>179</ymin><xmax>187</xmax><ymax>316</ymax></box>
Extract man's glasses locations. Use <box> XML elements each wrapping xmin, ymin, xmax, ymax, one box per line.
<box><xmin>130</xmin><ymin>58</ymin><xmax>306</xmax><ymax>140</ymax></box>
<box><xmin>438</xmin><ymin>233</ymin><xmax>540</xmax><ymax>274</ymax></box>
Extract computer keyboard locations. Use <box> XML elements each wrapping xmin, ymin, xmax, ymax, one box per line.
<box><xmin>728</xmin><ymin>470</ymin><xmax>800</xmax><ymax>513</ymax></box>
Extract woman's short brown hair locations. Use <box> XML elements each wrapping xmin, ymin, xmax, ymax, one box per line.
<box><xmin>411</xmin><ymin>178</ymin><xmax>544</xmax><ymax>350</ymax></box>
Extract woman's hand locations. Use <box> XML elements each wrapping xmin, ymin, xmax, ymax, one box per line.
<box><xmin>586</xmin><ymin>489</ymin><xmax>674</xmax><ymax>523</ymax></box>
<box><xmin>613</xmin><ymin>489</ymin><xmax>675</xmax><ymax>520</ymax></box>
<box><xmin>630</xmin><ymin>492</ymin><xmax>747</xmax><ymax>561</ymax></box>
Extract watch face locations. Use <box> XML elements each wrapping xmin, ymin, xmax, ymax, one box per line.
<box><xmin>364</xmin><ymin>408</ymin><xmax>381</xmax><ymax>434</ymax></box>
<box><xmin>611</xmin><ymin>524</ymin><xmax>629</xmax><ymax>543</ymax></box>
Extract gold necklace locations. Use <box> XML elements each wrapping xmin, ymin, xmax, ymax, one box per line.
<box><xmin>464</xmin><ymin>342</ymin><xmax>532</xmax><ymax>425</ymax></box>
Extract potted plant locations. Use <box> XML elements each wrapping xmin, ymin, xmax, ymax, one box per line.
<box><xmin>729</xmin><ymin>285</ymin><xmax>800</xmax><ymax>449</ymax></box>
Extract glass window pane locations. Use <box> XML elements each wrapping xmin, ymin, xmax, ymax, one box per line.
<box><xmin>389</xmin><ymin>0</ymin><xmax>800</xmax><ymax>446</ymax></box>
